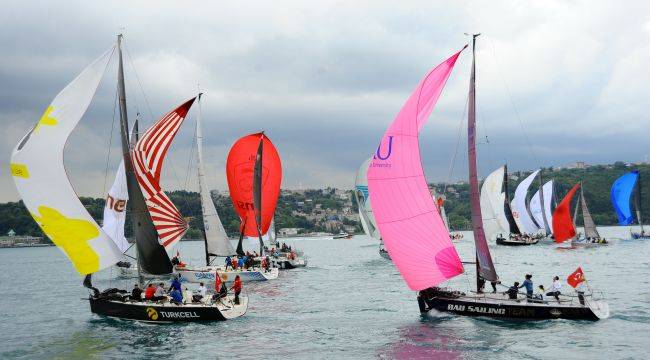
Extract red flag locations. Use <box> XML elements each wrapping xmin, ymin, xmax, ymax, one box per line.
<box><xmin>567</xmin><ymin>267</ymin><xmax>586</xmax><ymax>288</ymax></box>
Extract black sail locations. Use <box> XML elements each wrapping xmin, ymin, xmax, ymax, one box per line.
<box><xmin>503</xmin><ymin>165</ymin><xmax>521</xmax><ymax>234</ymax></box>
<box><xmin>116</xmin><ymin>35</ymin><xmax>172</xmax><ymax>275</ymax></box>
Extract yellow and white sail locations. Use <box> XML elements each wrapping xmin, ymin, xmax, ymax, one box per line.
<box><xmin>10</xmin><ymin>46</ymin><xmax>123</xmax><ymax>275</ymax></box>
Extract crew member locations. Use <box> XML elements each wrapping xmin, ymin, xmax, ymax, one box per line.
<box><xmin>231</xmin><ymin>275</ymin><xmax>242</xmax><ymax>305</ymax></box>
<box><xmin>546</xmin><ymin>276</ymin><xmax>562</xmax><ymax>301</ymax></box>
<box><xmin>506</xmin><ymin>282</ymin><xmax>519</xmax><ymax>300</ymax></box>
<box><xmin>144</xmin><ymin>283</ymin><xmax>156</xmax><ymax>300</ymax></box>
<box><xmin>519</xmin><ymin>274</ymin><xmax>534</xmax><ymax>299</ymax></box>
<box><xmin>131</xmin><ymin>284</ymin><xmax>142</xmax><ymax>301</ymax></box>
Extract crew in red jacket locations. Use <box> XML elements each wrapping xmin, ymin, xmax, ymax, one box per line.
<box><xmin>231</xmin><ymin>275</ymin><xmax>242</xmax><ymax>304</ymax></box>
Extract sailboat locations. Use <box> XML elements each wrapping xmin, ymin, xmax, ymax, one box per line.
<box><xmin>530</xmin><ymin>178</ymin><xmax>554</xmax><ymax>241</ymax></box>
<box><xmin>368</xmin><ymin>35</ymin><xmax>608</xmax><ymax>320</ymax></box>
<box><xmin>177</xmin><ymin>102</ymin><xmax>279</xmax><ymax>283</ymax></box>
<box><xmin>11</xmin><ymin>35</ymin><xmax>248</xmax><ymax>321</ymax></box>
<box><xmin>611</xmin><ymin>171</ymin><xmax>648</xmax><ymax>239</ymax></box>
<box><xmin>553</xmin><ymin>182</ymin><xmax>607</xmax><ymax>246</ymax></box>
<box><xmin>354</xmin><ymin>157</ymin><xmax>389</xmax><ymax>258</ymax></box>
<box><xmin>511</xmin><ymin>170</ymin><xmax>543</xmax><ymax>235</ymax></box>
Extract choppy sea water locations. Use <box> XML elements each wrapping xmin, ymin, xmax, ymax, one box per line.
<box><xmin>0</xmin><ymin>226</ymin><xmax>647</xmax><ymax>359</ymax></box>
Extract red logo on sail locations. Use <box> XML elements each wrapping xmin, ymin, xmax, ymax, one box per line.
<box><xmin>567</xmin><ymin>267</ymin><xmax>586</xmax><ymax>288</ymax></box>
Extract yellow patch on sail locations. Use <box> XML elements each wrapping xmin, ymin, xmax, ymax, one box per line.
<box><xmin>34</xmin><ymin>106</ymin><xmax>58</xmax><ymax>133</ymax></box>
<box><xmin>10</xmin><ymin>163</ymin><xmax>30</xmax><ymax>178</ymax></box>
<box><xmin>31</xmin><ymin>206</ymin><xmax>100</xmax><ymax>274</ymax></box>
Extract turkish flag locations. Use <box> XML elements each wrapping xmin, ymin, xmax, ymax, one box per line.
<box><xmin>567</xmin><ymin>267</ymin><xmax>586</xmax><ymax>288</ymax></box>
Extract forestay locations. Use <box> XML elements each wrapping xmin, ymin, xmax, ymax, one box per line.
<box><xmin>367</xmin><ymin>48</ymin><xmax>465</xmax><ymax>291</ymax></box>
<box><xmin>511</xmin><ymin>170</ymin><xmax>541</xmax><ymax>234</ymax></box>
<box><xmin>10</xmin><ymin>46</ymin><xmax>123</xmax><ymax>275</ymax></box>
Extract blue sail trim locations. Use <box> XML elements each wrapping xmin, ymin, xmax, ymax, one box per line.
<box><xmin>611</xmin><ymin>171</ymin><xmax>639</xmax><ymax>225</ymax></box>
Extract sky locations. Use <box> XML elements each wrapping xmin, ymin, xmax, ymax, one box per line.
<box><xmin>1</xmin><ymin>0</ymin><xmax>649</xmax><ymax>202</ymax></box>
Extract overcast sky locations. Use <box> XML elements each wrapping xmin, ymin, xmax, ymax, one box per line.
<box><xmin>1</xmin><ymin>1</ymin><xmax>649</xmax><ymax>202</ymax></box>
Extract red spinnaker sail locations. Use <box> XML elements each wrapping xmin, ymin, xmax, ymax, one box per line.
<box><xmin>131</xmin><ymin>97</ymin><xmax>196</xmax><ymax>249</ymax></box>
<box><xmin>226</xmin><ymin>133</ymin><xmax>282</xmax><ymax>237</ymax></box>
<box><xmin>552</xmin><ymin>183</ymin><xmax>581</xmax><ymax>243</ymax></box>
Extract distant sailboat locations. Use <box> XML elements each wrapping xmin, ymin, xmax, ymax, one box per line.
<box><xmin>511</xmin><ymin>170</ymin><xmax>542</xmax><ymax>235</ymax></box>
<box><xmin>177</xmin><ymin>104</ymin><xmax>279</xmax><ymax>284</ymax></box>
<box><xmin>611</xmin><ymin>171</ymin><xmax>647</xmax><ymax>239</ymax></box>
<box><xmin>369</xmin><ymin>36</ymin><xmax>608</xmax><ymax>320</ymax></box>
<box><xmin>11</xmin><ymin>35</ymin><xmax>247</xmax><ymax>321</ymax></box>
<box><xmin>553</xmin><ymin>182</ymin><xmax>607</xmax><ymax>246</ymax></box>
<box><xmin>354</xmin><ymin>157</ymin><xmax>389</xmax><ymax>258</ymax></box>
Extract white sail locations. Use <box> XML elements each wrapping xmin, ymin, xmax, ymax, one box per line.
<box><xmin>542</xmin><ymin>180</ymin><xmax>554</xmax><ymax>232</ymax></box>
<box><xmin>440</xmin><ymin>204</ymin><xmax>450</xmax><ymax>231</ymax></box>
<box><xmin>511</xmin><ymin>169</ymin><xmax>541</xmax><ymax>234</ymax></box>
<box><xmin>480</xmin><ymin>166</ymin><xmax>509</xmax><ymax>239</ymax></box>
<box><xmin>10</xmin><ymin>46</ymin><xmax>122</xmax><ymax>275</ymax></box>
<box><xmin>354</xmin><ymin>157</ymin><xmax>381</xmax><ymax>240</ymax></box>
<box><xmin>268</xmin><ymin>219</ymin><xmax>278</xmax><ymax>246</ymax></box>
<box><xmin>102</xmin><ymin>160</ymin><xmax>129</xmax><ymax>252</ymax></box>
<box><xmin>196</xmin><ymin>99</ymin><xmax>235</xmax><ymax>257</ymax></box>
<box><xmin>529</xmin><ymin>189</ymin><xmax>544</xmax><ymax>231</ymax></box>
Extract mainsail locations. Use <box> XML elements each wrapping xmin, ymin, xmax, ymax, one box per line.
<box><xmin>367</xmin><ymin>48</ymin><xmax>465</xmax><ymax>291</ymax></box>
<box><xmin>354</xmin><ymin>157</ymin><xmax>381</xmax><ymax>240</ymax></box>
<box><xmin>467</xmin><ymin>36</ymin><xmax>498</xmax><ymax>283</ymax></box>
<box><xmin>131</xmin><ymin>98</ymin><xmax>196</xmax><ymax>249</ymax></box>
<box><xmin>579</xmin><ymin>187</ymin><xmax>600</xmax><ymax>239</ymax></box>
<box><xmin>553</xmin><ymin>183</ymin><xmax>581</xmax><ymax>243</ymax></box>
<box><xmin>10</xmin><ymin>46</ymin><xmax>123</xmax><ymax>275</ymax></box>
<box><xmin>511</xmin><ymin>170</ymin><xmax>541</xmax><ymax>234</ymax></box>
<box><xmin>480</xmin><ymin>166</ymin><xmax>508</xmax><ymax>239</ymax></box>
<box><xmin>530</xmin><ymin>180</ymin><xmax>554</xmax><ymax>235</ymax></box>
<box><xmin>503</xmin><ymin>165</ymin><xmax>521</xmax><ymax>235</ymax></box>
<box><xmin>196</xmin><ymin>95</ymin><xmax>235</xmax><ymax>264</ymax></box>
<box><xmin>611</xmin><ymin>171</ymin><xmax>639</xmax><ymax>225</ymax></box>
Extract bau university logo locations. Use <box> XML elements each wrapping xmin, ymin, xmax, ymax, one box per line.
<box><xmin>372</xmin><ymin>136</ymin><xmax>394</xmax><ymax>168</ymax></box>
<box><xmin>146</xmin><ymin>307</ymin><xmax>159</xmax><ymax>320</ymax></box>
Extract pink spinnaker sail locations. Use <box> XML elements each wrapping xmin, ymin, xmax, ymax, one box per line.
<box><xmin>367</xmin><ymin>48</ymin><xmax>466</xmax><ymax>291</ymax></box>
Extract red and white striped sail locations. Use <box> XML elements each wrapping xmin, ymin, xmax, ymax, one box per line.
<box><xmin>131</xmin><ymin>97</ymin><xmax>196</xmax><ymax>249</ymax></box>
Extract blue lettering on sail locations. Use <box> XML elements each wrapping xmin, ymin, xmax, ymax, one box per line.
<box><xmin>374</xmin><ymin>136</ymin><xmax>394</xmax><ymax>160</ymax></box>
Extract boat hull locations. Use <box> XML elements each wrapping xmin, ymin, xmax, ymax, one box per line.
<box><xmin>418</xmin><ymin>293</ymin><xmax>602</xmax><ymax>320</ymax></box>
<box><xmin>89</xmin><ymin>296</ymin><xmax>248</xmax><ymax>322</ymax></box>
<box><xmin>271</xmin><ymin>257</ymin><xmax>307</xmax><ymax>269</ymax></box>
<box><xmin>177</xmin><ymin>267</ymin><xmax>279</xmax><ymax>283</ymax></box>
<box><xmin>496</xmin><ymin>237</ymin><xmax>539</xmax><ymax>246</ymax></box>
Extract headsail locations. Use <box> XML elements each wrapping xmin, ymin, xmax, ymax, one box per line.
<box><xmin>354</xmin><ymin>157</ymin><xmax>381</xmax><ymax>240</ymax></box>
<box><xmin>611</xmin><ymin>171</ymin><xmax>639</xmax><ymax>225</ymax></box>
<box><xmin>10</xmin><ymin>46</ymin><xmax>122</xmax><ymax>275</ymax></box>
<box><xmin>511</xmin><ymin>170</ymin><xmax>541</xmax><ymax>234</ymax></box>
<box><xmin>367</xmin><ymin>48</ymin><xmax>465</xmax><ymax>291</ymax></box>
<box><xmin>480</xmin><ymin>166</ymin><xmax>508</xmax><ymax>239</ymax></box>
<box><xmin>553</xmin><ymin>183</ymin><xmax>580</xmax><ymax>243</ymax></box>
<box><xmin>131</xmin><ymin>98</ymin><xmax>196</xmax><ymax>249</ymax></box>
<box><xmin>542</xmin><ymin>180</ymin><xmax>554</xmax><ymax>233</ymax></box>
<box><xmin>196</xmin><ymin>95</ymin><xmax>235</xmax><ymax>262</ymax></box>
<box><xmin>580</xmin><ymin>187</ymin><xmax>600</xmax><ymax>239</ymax></box>
<box><xmin>102</xmin><ymin>119</ymin><xmax>138</xmax><ymax>253</ymax></box>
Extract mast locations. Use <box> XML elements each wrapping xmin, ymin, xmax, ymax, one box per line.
<box><xmin>538</xmin><ymin>170</ymin><xmax>551</xmax><ymax>235</ymax></box>
<box><xmin>467</xmin><ymin>33</ymin><xmax>498</xmax><ymax>289</ymax></box>
<box><xmin>196</xmin><ymin>94</ymin><xmax>210</xmax><ymax>266</ymax></box>
<box><xmin>253</xmin><ymin>134</ymin><xmax>265</xmax><ymax>255</ymax></box>
<box><xmin>117</xmin><ymin>35</ymin><xmax>172</xmax><ymax>279</ymax></box>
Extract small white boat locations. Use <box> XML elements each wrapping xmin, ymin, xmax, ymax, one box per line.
<box><xmin>333</xmin><ymin>232</ymin><xmax>352</xmax><ymax>239</ymax></box>
<box><xmin>176</xmin><ymin>266</ymin><xmax>279</xmax><ymax>283</ymax></box>
<box><xmin>269</xmin><ymin>254</ymin><xmax>307</xmax><ymax>269</ymax></box>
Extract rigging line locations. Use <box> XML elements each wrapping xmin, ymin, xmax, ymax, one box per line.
<box><xmin>443</xmin><ymin>93</ymin><xmax>469</xmax><ymax>196</ymax></box>
<box><xmin>102</xmin><ymin>85</ymin><xmax>119</xmax><ymax>195</ymax></box>
<box><xmin>486</xmin><ymin>36</ymin><xmax>540</xmax><ymax>165</ymax></box>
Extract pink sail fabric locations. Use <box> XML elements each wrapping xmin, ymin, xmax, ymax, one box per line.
<box><xmin>367</xmin><ymin>48</ymin><xmax>466</xmax><ymax>291</ymax></box>
<box><xmin>132</xmin><ymin>97</ymin><xmax>196</xmax><ymax>249</ymax></box>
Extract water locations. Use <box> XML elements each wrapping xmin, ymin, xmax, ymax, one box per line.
<box><xmin>0</xmin><ymin>226</ymin><xmax>647</xmax><ymax>359</ymax></box>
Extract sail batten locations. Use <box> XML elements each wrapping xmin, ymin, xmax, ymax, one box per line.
<box><xmin>11</xmin><ymin>46</ymin><xmax>122</xmax><ymax>275</ymax></box>
<box><xmin>367</xmin><ymin>48</ymin><xmax>465</xmax><ymax>291</ymax></box>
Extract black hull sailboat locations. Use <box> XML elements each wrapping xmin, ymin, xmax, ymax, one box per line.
<box><xmin>417</xmin><ymin>288</ymin><xmax>605</xmax><ymax>320</ymax></box>
<box><xmin>495</xmin><ymin>236</ymin><xmax>539</xmax><ymax>246</ymax></box>
<box><xmin>89</xmin><ymin>294</ymin><xmax>248</xmax><ymax>322</ymax></box>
